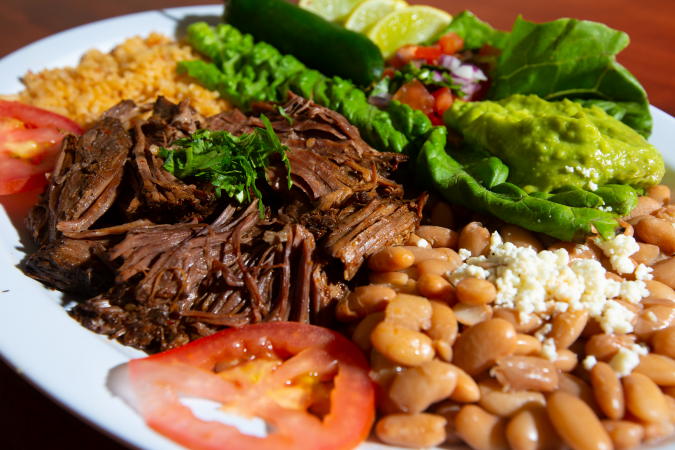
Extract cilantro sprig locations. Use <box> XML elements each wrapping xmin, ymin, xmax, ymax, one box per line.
<box><xmin>160</xmin><ymin>114</ymin><xmax>292</xmax><ymax>217</ymax></box>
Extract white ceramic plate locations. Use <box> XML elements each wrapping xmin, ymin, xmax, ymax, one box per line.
<box><xmin>0</xmin><ymin>5</ymin><xmax>674</xmax><ymax>450</ymax></box>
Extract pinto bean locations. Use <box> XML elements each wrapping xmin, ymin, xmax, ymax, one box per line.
<box><xmin>633</xmin><ymin>305</ymin><xmax>675</xmax><ymax>342</ymax></box>
<box><xmin>433</xmin><ymin>401</ymin><xmax>462</xmax><ymax>444</ymax></box>
<box><xmin>626</xmin><ymin>195</ymin><xmax>662</xmax><ymax>219</ymax></box>
<box><xmin>368</xmin><ymin>247</ymin><xmax>415</xmax><ymax>272</ymax></box>
<box><xmin>549</xmin><ymin>310</ymin><xmax>589</xmax><ymax>350</ymax></box>
<box><xmin>590</xmin><ymin>362</ymin><xmax>625</xmax><ymax>420</ymax></box>
<box><xmin>651</xmin><ymin>257</ymin><xmax>675</xmax><ymax>290</ymax></box>
<box><xmin>557</xmin><ymin>372</ymin><xmax>602</xmax><ymax>416</ymax></box>
<box><xmin>459</xmin><ymin>222</ymin><xmax>491</xmax><ymax>257</ymax></box>
<box><xmin>417</xmin><ymin>273</ymin><xmax>456</xmax><ymax>302</ymax></box>
<box><xmin>493</xmin><ymin>308</ymin><xmax>543</xmax><ymax>333</ymax></box>
<box><xmin>448</xmin><ymin>364</ymin><xmax>481</xmax><ymax>403</ymax></box>
<box><xmin>491</xmin><ymin>355</ymin><xmax>559</xmax><ymax>392</ymax></box>
<box><xmin>453</xmin><ymin>303</ymin><xmax>493</xmax><ymax>326</ymax></box>
<box><xmin>385</xmin><ymin>294</ymin><xmax>432</xmax><ymax>331</ymax></box>
<box><xmin>632</xmin><ymin>242</ymin><xmax>661</xmax><ymax>266</ymax></box>
<box><xmin>426</xmin><ymin>301</ymin><xmax>458</xmax><ymax>362</ymax></box>
<box><xmin>647</xmin><ymin>185</ymin><xmax>671</xmax><ymax>205</ymax></box>
<box><xmin>635</xmin><ymin>217</ymin><xmax>675</xmax><ymax>255</ymax></box>
<box><xmin>478</xmin><ymin>378</ymin><xmax>546</xmax><ymax>417</ymax></box>
<box><xmin>416</xmin><ymin>258</ymin><xmax>461</xmax><ymax>279</ymax></box>
<box><xmin>456</xmin><ymin>277</ymin><xmax>497</xmax><ymax>305</ymax></box>
<box><xmin>435</xmin><ymin>248</ymin><xmax>464</xmax><ymax>269</ymax></box>
<box><xmin>500</xmin><ymin>224</ymin><xmax>545</xmax><ymax>252</ymax></box>
<box><xmin>585</xmin><ymin>334</ymin><xmax>636</xmax><ymax>362</ymax></box>
<box><xmin>514</xmin><ymin>333</ymin><xmax>542</xmax><ymax>356</ymax></box>
<box><xmin>601</xmin><ymin>420</ymin><xmax>644</xmax><ymax>450</ymax></box>
<box><xmin>652</xmin><ymin>327</ymin><xmax>675</xmax><ymax>359</ymax></box>
<box><xmin>632</xmin><ymin>353</ymin><xmax>675</xmax><ymax>386</ymax></box>
<box><xmin>401</xmin><ymin>246</ymin><xmax>449</xmax><ymax>265</ymax></box>
<box><xmin>375</xmin><ymin>413</ymin><xmax>447</xmax><ymax>448</ymax></box>
<box><xmin>507</xmin><ymin>406</ymin><xmax>565</xmax><ymax>450</ymax></box>
<box><xmin>369</xmin><ymin>271</ymin><xmax>409</xmax><ymax>285</ymax></box>
<box><xmin>546</xmin><ymin>391</ymin><xmax>612</xmax><ymax>450</ymax></box>
<box><xmin>553</xmin><ymin>349</ymin><xmax>578</xmax><ymax>372</ymax></box>
<box><xmin>351</xmin><ymin>312</ymin><xmax>384</xmax><ymax>354</ymax></box>
<box><xmin>453</xmin><ymin>318</ymin><xmax>517</xmax><ymax>375</ymax></box>
<box><xmin>455</xmin><ymin>404</ymin><xmax>509</xmax><ymax>450</ymax></box>
<box><xmin>623</xmin><ymin>372</ymin><xmax>669</xmax><ymax>423</ymax></box>
<box><xmin>389</xmin><ymin>360</ymin><xmax>458</xmax><ymax>414</ymax></box>
<box><xmin>416</xmin><ymin>225</ymin><xmax>459</xmax><ymax>249</ymax></box>
<box><xmin>371</xmin><ymin>321</ymin><xmax>434</xmax><ymax>366</ymax></box>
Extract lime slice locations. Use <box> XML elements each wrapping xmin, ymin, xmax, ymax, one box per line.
<box><xmin>298</xmin><ymin>0</ymin><xmax>364</xmax><ymax>22</ymax></box>
<box><xmin>344</xmin><ymin>0</ymin><xmax>408</xmax><ymax>34</ymax></box>
<box><xmin>366</xmin><ymin>5</ymin><xmax>453</xmax><ymax>59</ymax></box>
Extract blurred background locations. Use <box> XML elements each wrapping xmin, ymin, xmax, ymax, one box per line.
<box><xmin>0</xmin><ymin>0</ymin><xmax>674</xmax><ymax>449</ymax></box>
<box><xmin>0</xmin><ymin>0</ymin><xmax>674</xmax><ymax>114</ymax></box>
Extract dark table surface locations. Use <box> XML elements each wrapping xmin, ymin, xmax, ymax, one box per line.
<box><xmin>1</xmin><ymin>1</ymin><xmax>674</xmax><ymax>449</ymax></box>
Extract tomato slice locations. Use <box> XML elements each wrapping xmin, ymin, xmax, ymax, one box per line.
<box><xmin>127</xmin><ymin>323</ymin><xmax>375</xmax><ymax>450</ymax></box>
<box><xmin>0</xmin><ymin>101</ymin><xmax>83</xmax><ymax>195</ymax></box>
<box><xmin>392</xmin><ymin>79</ymin><xmax>435</xmax><ymax>115</ymax></box>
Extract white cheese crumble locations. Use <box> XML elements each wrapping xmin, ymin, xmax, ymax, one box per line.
<box><xmin>458</xmin><ymin>248</ymin><xmax>472</xmax><ymax>261</ymax></box>
<box><xmin>415</xmin><ymin>238</ymin><xmax>431</xmax><ymax>248</ymax></box>
<box><xmin>449</xmin><ymin>231</ymin><xmax>650</xmax><ymax>334</ymax></box>
<box><xmin>594</xmin><ymin>234</ymin><xmax>640</xmax><ymax>275</ymax></box>
<box><xmin>609</xmin><ymin>344</ymin><xmax>648</xmax><ymax>377</ymax></box>
<box><xmin>582</xmin><ymin>355</ymin><xmax>598</xmax><ymax>371</ymax></box>
<box><xmin>534</xmin><ymin>324</ymin><xmax>553</xmax><ymax>342</ymax></box>
<box><xmin>540</xmin><ymin>338</ymin><xmax>558</xmax><ymax>362</ymax></box>
<box><xmin>597</xmin><ymin>206</ymin><xmax>613</xmax><ymax>212</ymax></box>
<box><xmin>589</xmin><ymin>181</ymin><xmax>598</xmax><ymax>191</ymax></box>
<box><xmin>635</xmin><ymin>264</ymin><xmax>654</xmax><ymax>281</ymax></box>
<box><xmin>573</xmin><ymin>244</ymin><xmax>589</xmax><ymax>254</ymax></box>
<box><xmin>565</xmin><ymin>166</ymin><xmax>575</xmax><ymax>173</ymax></box>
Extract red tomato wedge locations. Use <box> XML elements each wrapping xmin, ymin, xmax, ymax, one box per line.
<box><xmin>0</xmin><ymin>101</ymin><xmax>83</xmax><ymax>195</ymax></box>
<box><xmin>127</xmin><ymin>323</ymin><xmax>375</xmax><ymax>450</ymax></box>
<box><xmin>432</xmin><ymin>87</ymin><xmax>455</xmax><ymax>116</ymax></box>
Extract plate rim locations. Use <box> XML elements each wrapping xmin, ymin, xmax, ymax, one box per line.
<box><xmin>0</xmin><ymin>5</ymin><xmax>674</xmax><ymax>450</ymax></box>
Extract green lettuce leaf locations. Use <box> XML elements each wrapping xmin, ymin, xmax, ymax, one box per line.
<box><xmin>488</xmin><ymin>16</ymin><xmax>652</xmax><ymax>137</ymax></box>
<box><xmin>432</xmin><ymin>10</ymin><xmax>509</xmax><ymax>50</ymax></box>
<box><xmin>415</xmin><ymin>128</ymin><xmax>623</xmax><ymax>243</ymax></box>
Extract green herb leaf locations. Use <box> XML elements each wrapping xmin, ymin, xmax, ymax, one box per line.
<box><xmin>278</xmin><ymin>106</ymin><xmax>293</xmax><ymax>125</ymax></box>
<box><xmin>160</xmin><ymin>114</ymin><xmax>292</xmax><ymax>217</ymax></box>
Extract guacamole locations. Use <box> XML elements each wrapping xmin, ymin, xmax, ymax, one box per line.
<box><xmin>443</xmin><ymin>95</ymin><xmax>664</xmax><ymax>193</ymax></box>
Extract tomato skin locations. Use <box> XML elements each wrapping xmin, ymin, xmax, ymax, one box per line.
<box><xmin>387</xmin><ymin>44</ymin><xmax>418</xmax><ymax>68</ymax></box>
<box><xmin>392</xmin><ymin>79</ymin><xmax>435</xmax><ymax>116</ymax></box>
<box><xmin>128</xmin><ymin>323</ymin><xmax>375</xmax><ymax>450</ymax></box>
<box><xmin>0</xmin><ymin>101</ymin><xmax>82</xmax><ymax>195</ymax></box>
<box><xmin>431</xmin><ymin>87</ymin><xmax>455</xmax><ymax>116</ymax></box>
<box><xmin>439</xmin><ymin>32</ymin><xmax>465</xmax><ymax>55</ymax></box>
<box><xmin>414</xmin><ymin>45</ymin><xmax>442</xmax><ymax>64</ymax></box>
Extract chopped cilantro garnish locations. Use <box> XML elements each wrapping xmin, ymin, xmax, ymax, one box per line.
<box><xmin>160</xmin><ymin>114</ymin><xmax>292</xmax><ymax>217</ymax></box>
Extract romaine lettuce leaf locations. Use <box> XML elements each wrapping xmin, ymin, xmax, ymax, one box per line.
<box><xmin>488</xmin><ymin>16</ymin><xmax>652</xmax><ymax>137</ymax></box>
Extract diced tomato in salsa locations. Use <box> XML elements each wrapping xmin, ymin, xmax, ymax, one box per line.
<box><xmin>439</xmin><ymin>32</ymin><xmax>465</xmax><ymax>56</ymax></box>
<box><xmin>392</xmin><ymin>79</ymin><xmax>435</xmax><ymax>115</ymax></box>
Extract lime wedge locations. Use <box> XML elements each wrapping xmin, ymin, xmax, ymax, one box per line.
<box><xmin>298</xmin><ymin>0</ymin><xmax>364</xmax><ymax>22</ymax></box>
<box><xmin>344</xmin><ymin>0</ymin><xmax>408</xmax><ymax>34</ymax></box>
<box><xmin>366</xmin><ymin>5</ymin><xmax>452</xmax><ymax>59</ymax></box>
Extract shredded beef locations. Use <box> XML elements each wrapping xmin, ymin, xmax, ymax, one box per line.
<box><xmin>25</xmin><ymin>94</ymin><xmax>424</xmax><ymax>353</ymax></box>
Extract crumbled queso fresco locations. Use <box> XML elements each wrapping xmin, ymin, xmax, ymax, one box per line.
<box><xmin>449</xmin><ymin>231</ymin><xmax>652</xmax><ymax>335</ymax></box>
